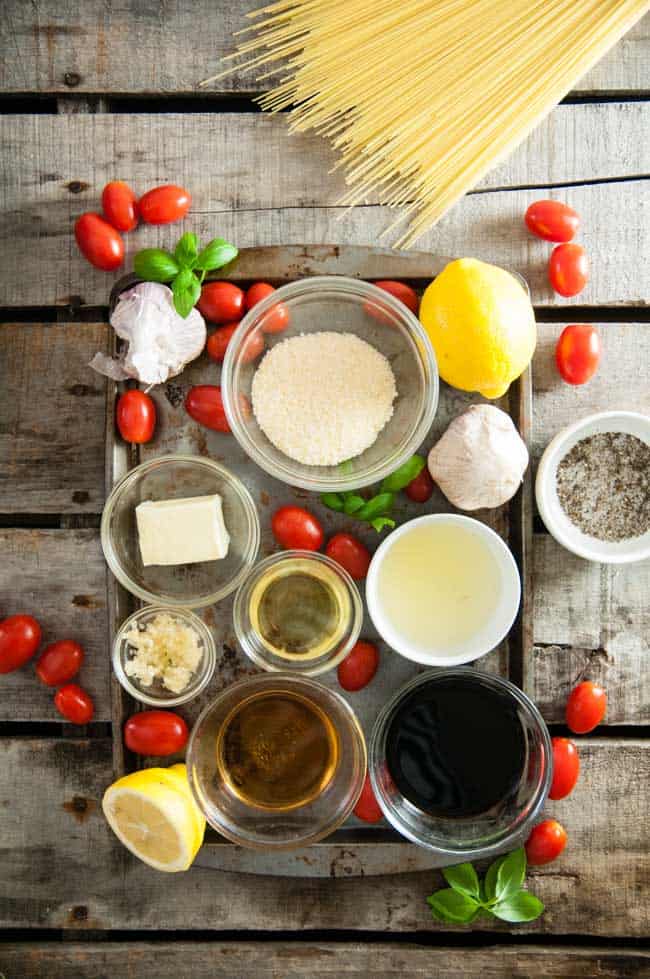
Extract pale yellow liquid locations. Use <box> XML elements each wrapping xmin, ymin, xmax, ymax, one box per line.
<box><xmin>376</xmin><ymin>522</ymin><xmax>501</xmax><ymax>653</ymax></box>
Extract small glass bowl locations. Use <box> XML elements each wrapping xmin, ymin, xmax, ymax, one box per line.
<box><xmin>112</xmin><ymin>605</ymin><xmax>216</xmax><ymax>707</ymax></box>
<box><xmin>221</xmin><ymin>276</ymin><xmax>439</xmax><ymax>492</ymax></box>
<box><xmin>369</xmin><ymin>670</ymin><xmax>552</xmax><ymax>858</ymax></box>
<box><xmin>101</xmin><ymin>455</ymin><xmax>260</xmax><ymax>608</ymax></box>
<box><xmin>233</xmin><ymin>550</ymin><xmax>363</xmax><ymax>676</ymax></box>
<box><xmin>187</xmin><ymin>673</ymin><xmax>367</xmax><ymax>850</ymax></box>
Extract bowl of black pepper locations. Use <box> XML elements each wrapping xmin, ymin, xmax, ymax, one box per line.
<box><xmin>536</xmin><ymin>411</ymin><xmax>650</xmax><ymax>563</ymax></box>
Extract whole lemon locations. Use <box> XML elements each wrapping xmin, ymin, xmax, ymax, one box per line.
<box><xmin>419</xmin><ymin>258</ymin><xmax>536</xmax><ymax>399</ymax></box>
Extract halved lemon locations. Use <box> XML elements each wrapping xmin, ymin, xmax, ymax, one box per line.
<box><xmin>102</xmin><ymin>764</ymin><xmax>205</xmax><ymax>873</ymax></box>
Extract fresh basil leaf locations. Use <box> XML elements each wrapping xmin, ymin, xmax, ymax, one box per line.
<box><xmin>133</xmin><ymin>248</ymin><xmax>179</xmax><ymax>283</ymax></box>
<box><xmin>174</xmin><ymin>232</ymin><xmax>199</xmax><ymax>268</ymax></box>
<box><xmin>379</xmin><ymin>454</ymin><xmax>425</xmax><ymax>494</ymax></box>
<box><xmin>172</xmin><ymin>269</ymin><xmax>201</xmax><ymax>318</ymax></box>
<box><xmin>321</xmin><ymin>492</ymin><xmax>345</xmax><ymax>513</ymax></box>
<box><xmin>371</xmin><ymin>516</ymin><xmax>396</xmax><ymax>533</ymax></box>
<box><xmin>343</xmin><ymin>494</ymin><xmax>366</xmax><ymax>515</ymax></box>
<box><xmin>443</xmin><ymin>862</ymin><xmax>481</xmax><ymax>901</ymax></box>
<box><xmin>491</xmin><ymin>891</ymin><xmax>544</xmax><ymax>923</ymax></box>
<box><xmin>484</xmin><ymin>854</ymin><xmax>506</xmax><ymax>903</ymax></box>
<box><xmin>356</xmin><ymin>492</ymin><xmax>394</xmax><ymax>522</ymax></box>
<box><xmin>494</xmin><ymin>848</ymin><xmax>527</xmax><ymax>903</ymax></box>
<box><xmin>427</xmin><ymin>888</ymin><xmax>481</xmax><ymax>924</ymax></box>
<box><xmin>195</xmin><ymin>238</ymin><xmax>238</xmax><ymax>272</ymax></box>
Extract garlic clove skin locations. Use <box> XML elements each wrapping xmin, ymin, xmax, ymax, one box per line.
<box><xmin>428</xmin><ymin>403</ymin><xmax>528</xmax><ymax>510</ymax></box>
<box><xmin>90</xmin><ymin>282</ymin><xmax>206</xmax><ymax>386</ymax></box>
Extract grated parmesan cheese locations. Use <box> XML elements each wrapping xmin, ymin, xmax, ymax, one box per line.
<box><xmin>124</xmin><ymin>613</ymin><xmax>203</xmax><ymax>695</ymax></box>
<box><xmin>251</xmin><ymin>331</ymin><xmax>397</xmax><ymax>466</ymax></box>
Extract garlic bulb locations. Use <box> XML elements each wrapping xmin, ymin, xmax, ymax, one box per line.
<box><xmin>428</xmin><ymin>404</ymin><xmax>528</xmax><ymax>510</ymax></box>
<box><xmin>90</xmin><ymin>282</ymin><xmax>206</xmax><ymax>385</ymax></box>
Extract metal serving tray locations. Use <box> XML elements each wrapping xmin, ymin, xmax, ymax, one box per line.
<box><xmin>105</xmin><ymin>245</ymin><xmax>533</xmax><ymax>877</ymax></box>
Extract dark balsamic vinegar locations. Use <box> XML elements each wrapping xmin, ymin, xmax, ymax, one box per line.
<box><xmin>386</xmin><ymin>675</ymin><xmax>526</xmax><ymax>817</ymax></box>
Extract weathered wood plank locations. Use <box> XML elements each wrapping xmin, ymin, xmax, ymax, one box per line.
<box><xmin>1</xmin><ymin>107</ymin><xmax>648</xmax><ymax>307</ymax></box>
<box><xmin>1</xmin><ymin>2</ymin><xmax>647</xmax><ymax>96</ymax></box>
<box><xmin>2</xmin><ymin>942</ymin><xmax>649</xmax><ymax>978</ymax></box>
<box><xmin>1</xmin><ymin>738</ymin><xmax>647</xmax><ymax>935</ymax></box>
<box><xmin>0</xmin><ymin>323</ymin><xmax>108</xmax><ymax>513</ymax></box>
<box><xmin>0</xmin><ymin>530</ymin><xmax>111</xmax><ymax>721</ymax></box>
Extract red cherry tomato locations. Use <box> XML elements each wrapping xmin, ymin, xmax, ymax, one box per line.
<box><xmin>198</xmin><ymin>282</ymin><xmax>245</xmax><ymax>324</ymax></box>
<box><xmin>271</xmin><ymin>506</ymin><xmax>324</xmax><ymax>551</ymax></box>
<box><xmin>353</xmin><ymin>773</ymin><xmax>383</xmax><ymax>823</ymax></box>
<box><xmin>525</xmin><ymin>819</ymin><xmax>568</xmax><ymax>866</ymax></box>
<box><xmin>245</xmin><ymin>282</ymin><xmax>290</xmax><ymax>334</ymax></box>
<box><xmin>405</xmin><ymin>467</ymin><xmax>434</xmax><ymax>503</ymax></box>
<box><xmin>36</xmin><ymin>640</ymin><xmax>84</xmax><ymax>687</ymax></box>
<box><xmin>373</xmin><ymin>280</ymin><xmax>419</xmax><ymax>315</ymax></box>
<box><xmin>524</xmin><ymin>200</ymin><xmax>580</xmax><ymax>243</ymax></box>
<box><xmin>54</xmin><ymin>684</ymin><xmax>94</xmax><ymax>725</ymax></box>
<box><xmin>325</xmin><ymin>533</ymin><xmax>371</xmax><ymax>580</ymax></box>
<box><xmin>116</xmin><ymin>390</ymin><xmax>156</xmax><ymax>443</ymax></box>
<box><xmin>74</xmin><ymin>213</ymin><xmax>124</xmax><ymax>271</ymax></box>
<box><xmin>555</xmin><ymin>324</ymin><xmax>601</xmax><ymax>385</ymax></box>
<box><xmin>549</xmin><ymin>244</ymin><xmax>589</xmax><ymax>297</ymax></box>
<box><xmin>0</xmin><ymin>615</ymin><xmax>42</xmax><ymax>674</ymax></box>
<box><xmin>549</xmin><ymin>737</ymin><xmax>580</xmax><ymax>801</ymax></box>
<box><xmin>206</xmin><ymin>322</ymin><xmax>265</xmax><ymax>364</ymax></box>
<box><xmin>337</xmin><ymin>640</ymin><xmax>379</xmax><ymax>692</ymax></box>
<box><xmin>138</xmin><ymin>184</ymin><xmax>191</xmax><ymax>225</ymax></box>
<box><xmin>101</xmin><ymin>180</ymin><xmax>139</xmax><ymax>232</ymax></box>
<box><xmin>566</xmin><ymin>681</ymin><xmax>607</xmax><ymax>734</ymax></box>
<box><xmin>185</xmin><ymin>385</ymin><xmax>231</xmax><ymax>432</ymax></box>
<box><xmin>124</xmin><ymin>710</ymin><xmax>189</xmax><ymax>757</ymax></box>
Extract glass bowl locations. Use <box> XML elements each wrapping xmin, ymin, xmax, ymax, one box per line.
<box><xmin>112</xmin><ymin>605</ymin><xmax>216</xmax><ymax>707</ymax></box>
<box><xmin>187</xmin><ymin>673</ymin><xmax>367</xmax><ymax>850</ymax></box>
<box><xmin>221</xmin><ymin>276</ymin><xmax>439</xmax><ymax>492</ymax></box>
<box><xmin>369</xmin><ymin>669</ymin><xmax>551</xmax><ymax>858</ymax></box>
<box><xmin>101</xmin><ymin>455</ymin><xmax>260</xmax><ymax>608</ymax></box>
<box><xmin>233</xmin><ymin>550</ymin><xmax>363</xmax><ymax>676</ymax></box>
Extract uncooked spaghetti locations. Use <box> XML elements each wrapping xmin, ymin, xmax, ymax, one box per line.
<box><xmin>204</xmin><ymin>0</ymin><xmax>648</xmax><ymax>247</ymax></box>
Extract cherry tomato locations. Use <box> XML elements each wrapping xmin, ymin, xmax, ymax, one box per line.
<box><xmin>36</xmin><ymin>640</ymin><xmax>84</xmax><ymax>687</ymax></box>
<box><xmin>271</xmin><ymin>506</ymin><xmax>324</xmax><ymax>551</ymax></box>
<box><xmin>525</xmin><ymin>819</ymin><xmax>568</xmax><ymax>866</ymax></box>
<box><xmin>405</xmin><ymin>467</ymin><xmax>434</xmax><ymax>503</ymax></box>
<box><xmin>124</xmin><ymin>710</ymin><xmax>189</xmax><ymax>757</ymax></box>
<box><xmin>373</xmin><ymin>280</ymin><xmax>419</xmax><ymax>315</ymax></box>
<box><xmin>185</xmin><ymin>385</ymin><xmax>230</xmax><ymax>432</ymax></box>
<box><xmin>337</xmin><ymin>641</ymin><xmax>379</xmax><ymax>692</ymax></box>
<box><xmin>353</xmin><ymin>773</ymin><xmax>383</xmax><ymax>823</ymax></box>
<box><xmin>198</xmin><ymin>282</ymin><xmax>245</xmax><ymax>324</ymax></box>
<box><xmin>524</xmin><ymin>200</ymin><xmax>580</xmax><ymax>243</ymax></box>
<box><xmin>138</xmin><ymin>184</ymin><xmax>191</xmax><ymax>225</ymax></box>
<box><xmin>54</xmin><ymin>684</ymin><xmax>94</xmax><ymax>725</ymax></box>
<box><xmin>555</xmin><ymin>324</ymin><xmax>601</xmax><ymax>385</ymax></box>
<box><xmin>74</xmin><ymin>213</ymin><xmax>124</xmax><ymax>271</ymax></box>
<box><xmin>245</xmin><ymin>282</ymin><xmax>290</xmax><ymax>334</ymax></box>
<box><xmin>549</xmin><ymin>243</ymin><xmax>589</xmax><ymax>297</ymax></box>
<box><xmin>566</xmin><ymin>680</ymin><xmax>607</xmax><ymax>734</ymax></box>
<box><xmin>0</xmin><ymin>615</ymin><xmax>42</xmax><ymax>674</ymax></box>
<box><xmin>549</xmin><ymin>737</ymin><xmax>580</xmax><ymax>801</ymax></box>
<box><xmin>101</xmin><ymin>180</ymin><xmax>139</xmax><ymax>232</ymax></box>
<box><xmin>116</xmin><ymin>390</ymin><xmax>156</xmax><ymax>443</ymax></box>
<box><xmin>206</xmin><ymin>322</ymin><xmax>265</xmax><ymax>364</ymax></box>
<box><xmin>325</xmin><ymin>533</ymin><xmax>371</xmax><ymax>580</ymax></box>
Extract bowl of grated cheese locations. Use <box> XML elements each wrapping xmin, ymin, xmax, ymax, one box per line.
<box><xmin>221</xmin><ymin>276</ymin><xmax>439</xmax><ymax>492</ymax></box>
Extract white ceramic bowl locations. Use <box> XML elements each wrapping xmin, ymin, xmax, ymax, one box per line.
<box><xmin>366</xmin><ymin>514</ymin><xmax>521</xmax><ymax>667</ymax></box>
<box><xmin>535</xmin><ymin>410</ymin><xmax>650</xmax><ymax>564</ymax></box>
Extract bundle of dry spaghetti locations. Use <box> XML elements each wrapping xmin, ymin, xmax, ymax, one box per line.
<box><xmin>204</xmin><ymin>0</ymin><xmax>648</xmax><ymax>247</ymax></box>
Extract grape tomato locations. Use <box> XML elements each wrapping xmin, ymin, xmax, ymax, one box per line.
<box><xmin>549</xmin><ymin>244</ymin><xmax>589</xmax><ymax>297</ymax></box>
<box><xmin>0</xmin><ymin>614</ymin><xmax>42</xmax><ymax>674</ymax></box>
<box><xmin>555</xmin><ymin>324</ymin><xmax>601</xmax><ymax>385</ymax></box>
<box><xmin>101</xmin><ymin>181</ymin><xmax>139</xmax><ymax>232</ymax></box>
<box><xmin>185</xmin><ymin>385</ymin><xmax>231</xmax><ymax>432</ymax></box>
<box><xmin>337</xmin><ymin>641</ymin><xmax>379</xmax><ymax>692</ymax></box>
<box><xmin>54</xmin><ymin>684</ymin><xmax>94</xmax><ymax>725</ymax></box>
<box><xmin>116</xmin><ymin>390</ymin><xmax>156</xmax><ymax>443</ymax></box>
<box><xmin>74</xmin><ymin>213</ymin><xmax>124</xmax><ymax>271</ymax></box>
<box><xmin>525</xmin><ymin>200</ymin><xmax>579</xmax><ymax>243</ymax></box>
<box><xmin>325</xmin><ymin>533</ymin><xmax>371</xmax><ymax>580</ymax></box>
<box><xmin>138</xmin><ymin>184</ymin><xmax>191</xmax><ymax>225</ymax></box>
<box><xmin>271</xmin><ymin>506</ymin><xmax>324</xmax><ymax>551</ymax></box>
<box><xmin>198</xmin><ymin>282</ymin><xmax>245</xmax><ymax>324</ymax></box>
<box><xmin>36</xmin><ymin>640</ymin><xmax>84</xmax><ymax>687</ymax></box>
<box><xmin>124</xmin><ymin>710</ymin><xmax>189</xmax><ymax>757</ymax></box>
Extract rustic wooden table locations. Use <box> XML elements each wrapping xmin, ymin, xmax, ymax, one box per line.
<box><xmin>1</xmin><ymin>3</ymin><xmax>649</xmax><ymax>977</ymax></box>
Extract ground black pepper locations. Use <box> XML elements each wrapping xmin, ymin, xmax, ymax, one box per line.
<box><xmin>556</xmin><ymin>432</ymin><xmax>650</xmax><ymax>542</ymax></box>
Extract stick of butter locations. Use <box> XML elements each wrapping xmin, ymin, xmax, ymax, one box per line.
<box><xmin>135</xmin><ymin>494</ymin><xmax>230</xmax><ymax>566</ymax></box>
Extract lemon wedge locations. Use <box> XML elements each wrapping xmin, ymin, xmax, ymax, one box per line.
<box><xmin>102</xmin><ymin>763</ymin><xmax>205</xmax><ymax>872</ymax></box>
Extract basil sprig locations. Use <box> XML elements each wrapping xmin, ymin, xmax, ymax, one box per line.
<box><xmin>133</xmin><ymin>233</ymin><xmax>238</xmax><ymax>318</ymax></box>
<box><xmin>427</xmin><ymin>848</ymin><xmax>544</xmax><ymax>925</ymax></box>
<box><xmin>320</xmin><ymin>455</ymin><xmax>426</xmax><ymax>533</ymax></box>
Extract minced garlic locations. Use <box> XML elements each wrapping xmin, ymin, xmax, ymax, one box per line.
<box><xmin>124</xmin><ymin>613</ymin><xmax>202</xmax><ymax>694</ymax></box>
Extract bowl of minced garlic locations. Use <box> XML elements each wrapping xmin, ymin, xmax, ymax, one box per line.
<box><xmin>112</xmin><ymin>606</ymin><xmax>216</xmax><ymax>706</ymax></box>
<box><xmin>536</xmin><ymin>410</ymin><xmax>650</xmax><ymax>564</ymax></box>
